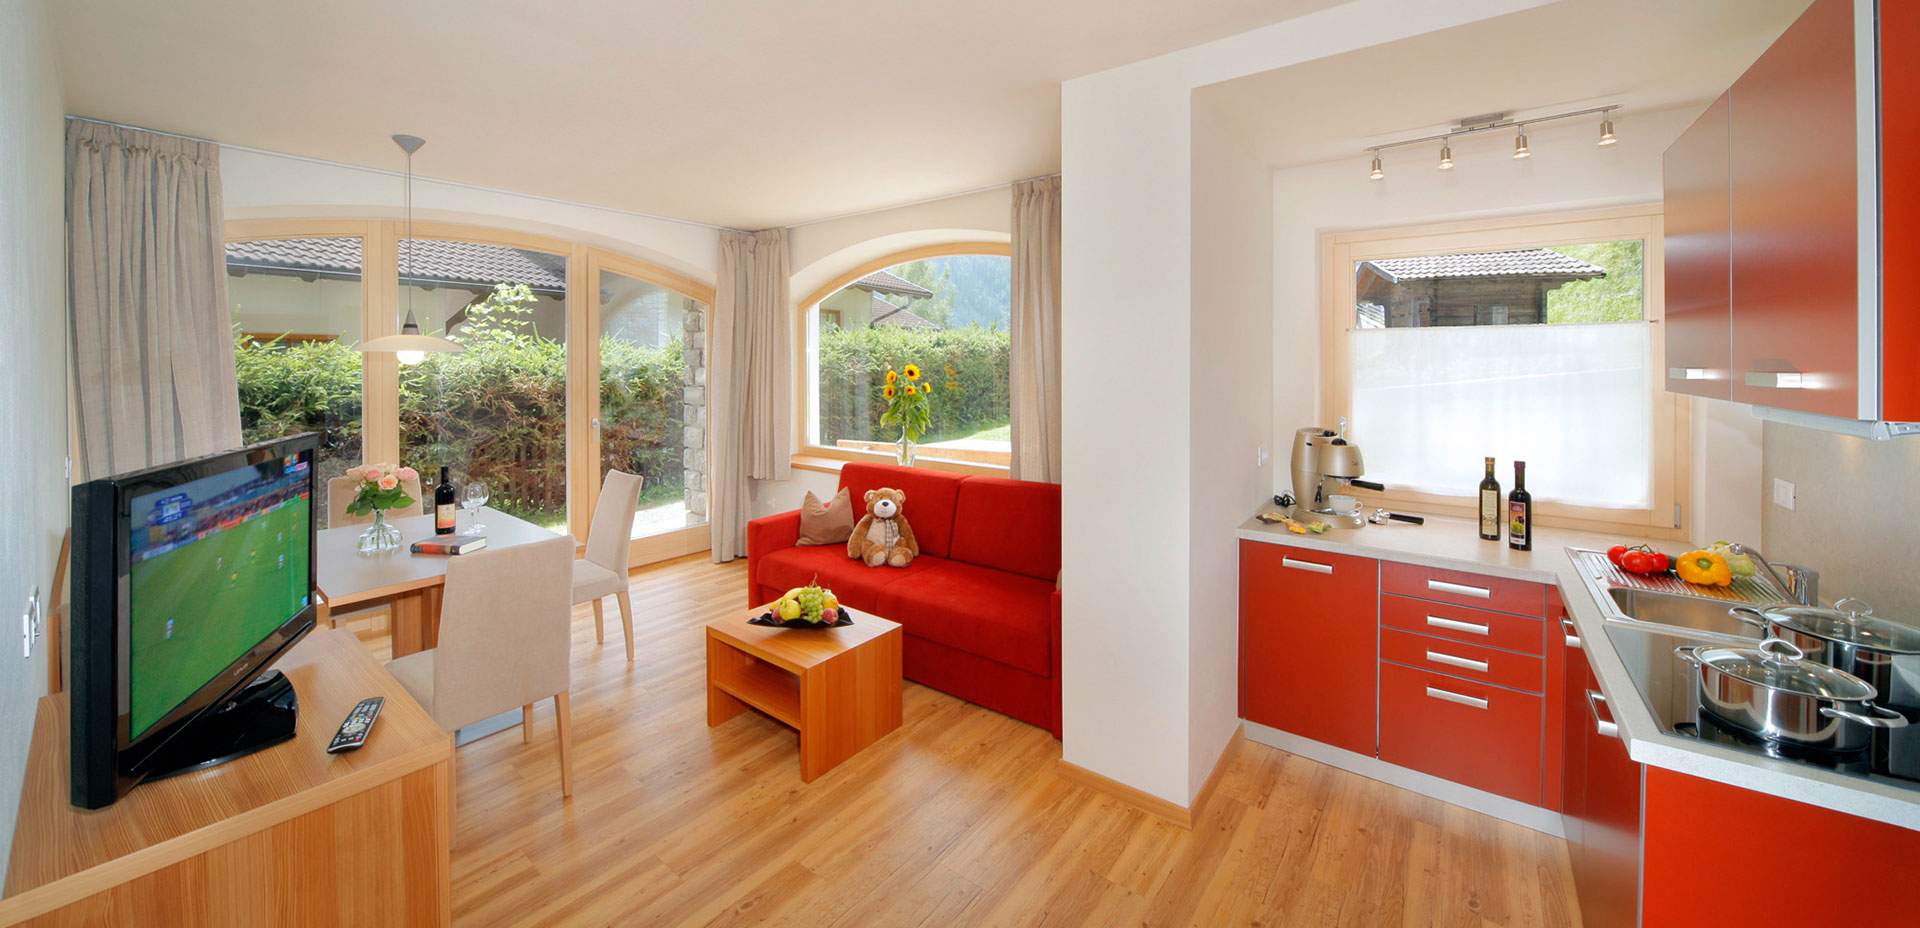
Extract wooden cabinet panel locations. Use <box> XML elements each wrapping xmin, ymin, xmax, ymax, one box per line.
<box><xmin>1663</xmin><ymin>93</ymin><xmax>1733</xmax><ymax>400</ymax></box>
<box><xmin>1379</xmin><ymin>627</ymin><xmax>1542</xmax><ymax>694</ymax></box>
<box><xmin>1239</xmin><ymin>541</ymin><xmax>1378</xmax><ymax>756</ymax></box>
<box><xmin>1575</xmin><ymin>678</ymin><xmax>1641</xmax><ymax>928</ymax></box>
<box><xmin>1728</xmin><ymin>0</ymin><xmax>1860</xmax><ymax>416</ymax></box>
<box><xmin>1378</xmin><ymin>662</ymin><xmax>1543</xmax><ymax>804</ymax></box>
<box><xmin>1380</xmin><ymin>561</ymin><xmax>1545</xmax><ymax>618</ymax></box>
<box><xmin>1380</xmin><ymin>593</ymin><xmax>1544</xmax><ymax>656</ymax></box>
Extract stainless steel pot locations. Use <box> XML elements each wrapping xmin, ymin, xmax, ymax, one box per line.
<box><xmin>1676</xmin><ymin>637</ymin><xmax>1908</xmax><ymax>752</ymax></box>
<box><xmin>1731</xmin><ymin>598</ymin><xmax>1920</xmax><ymax>715</ymax></box>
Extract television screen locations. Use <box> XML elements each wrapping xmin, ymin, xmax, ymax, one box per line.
<box><xmin>125</xmin><ymin>453</ymin><xmax>313</xmax><ymax>739</ymax></box>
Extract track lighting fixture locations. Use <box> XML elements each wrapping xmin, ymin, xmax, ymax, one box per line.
<box><xmin>1358</xmin><ymin>105</ymin><xmax>1618</xmax><ymax>181</ymax></box>
<box><xmin>1512</xmin><ymin>129</ymin><xmax>1531</xmax><ymax>159</ymax></box>
<box><xmin>1598</xmin><ymin>116</ymin><xmax>1617</xmax><ymax>146</ymax></box>
<box><xmin>1369</xmin><ymin>153</ymin><xmax>1384</xmax><ymax>180</ymax></box>
<box><xmin>1438</xmin><ymin>141</ymin><xmax>1454</xmax><ymax>171</ymax></box>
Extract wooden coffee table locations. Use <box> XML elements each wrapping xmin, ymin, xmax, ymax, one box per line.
<box><xmin>705</xmin><ymin>607</ymin><xmax>903</xmax><ymax>782</ymax></box>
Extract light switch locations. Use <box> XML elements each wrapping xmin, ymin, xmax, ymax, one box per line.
<box><xmin>1772</xmin><ymin>477</ymin><xmax>1796</xmax><ymax>511</ymax></box>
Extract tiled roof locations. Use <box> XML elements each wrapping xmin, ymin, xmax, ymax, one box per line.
<box><xmin>871</xmin><ymin>294</ymin><xmax>941</xmax><ymax>329</ymax></box>
<box><xmin>852</xmin><ymin>269</ymin><xmax>934</xmax><ymax>298</ymax></box>
<box><xmin>1362</xmin><ymin>248</ymin><xmax>1606</xmax><ymax>283</ymax></box>
<box><xmin>226</xmin><ymin>237</ymin><xmax>570</xmax><ymax>292</ymax></box>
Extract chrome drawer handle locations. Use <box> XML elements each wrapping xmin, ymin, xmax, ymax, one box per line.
<box><xmin>1281</xmin><ymin>557</ymin><xmax>1333</xmax><ymax>575</ymax></box>
<box><xmin>1426</xmin><ymin>615</ymin><xmax>1490</xmax><ymax>636</ymax></box>
<box><xmin>1743</xmin><ymin>370</ymin><xmax>1807</xmax><ymax>389</ymax></box>
<box><xmin>1587</xmin><ymin>689</ymin><xmax>1619</xmax><ymax>739</ymax></box>
<box><xmin>1425</xmin><ymin>686</ymin><xmax>1489</xmax><ymax>710</ymax></box>
<box><xmin>1425</xmin><ymin>650</ymin><xmax>1489</xmax><ymax>672</ymax></box>
<box><xmin>1562</xmin><ymin>617</ymin><xmax>1582</xmax><ymax>649</ymax></box>
<box><xmin>1427</xmin><ymin>579</ymin><xmax>1491</xmax><ymax>599</ymax></box>
<box><xmin>1669</xmin><ymin>367</ymin><xmax>1711</xmax><ymax>380</ymax></box>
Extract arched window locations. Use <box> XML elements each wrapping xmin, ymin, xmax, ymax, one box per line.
<box><xmin>800</xmin><ymin>244</ymin><xmax>1013</xmax><ymax>469</ymax></box>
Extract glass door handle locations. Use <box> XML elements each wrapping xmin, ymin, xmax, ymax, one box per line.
<box><xmin>591</xmin><ymin>417</ymin><xmax>602</xmax><ymax>428</ymax></box>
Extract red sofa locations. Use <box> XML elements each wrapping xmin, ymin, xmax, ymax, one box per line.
<box><xmin>747</xmin><ymin>462</ymin><xmax>1061</xmax><ymax>738</ymax></box>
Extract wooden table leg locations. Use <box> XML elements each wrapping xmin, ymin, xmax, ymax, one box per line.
<box><xmin>798</xmin><ymin>628</ymin><xmax>903</xmax><ymax>782</ymax></box>
<box><xmin>706</xmin><ymin>633</ymin><xmax>749</xmax><ymax>727</ymax></box>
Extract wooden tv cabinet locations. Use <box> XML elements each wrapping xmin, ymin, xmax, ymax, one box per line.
<box><xmin>0</xmin><ymin>629</ymin><xmax>452</xmax><ymax>927</ymax></box>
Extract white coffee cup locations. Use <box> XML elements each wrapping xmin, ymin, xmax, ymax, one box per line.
<box><xmin>1328</xmin><ymin>494</ymin><xmax>1360</xmax><ymax>515</ymax></box>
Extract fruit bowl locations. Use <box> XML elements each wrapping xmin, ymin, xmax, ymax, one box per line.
<box><xmin>748</xmin><ymin>583</ymin><xmax>851</xmax><ymax>628</ymax></box>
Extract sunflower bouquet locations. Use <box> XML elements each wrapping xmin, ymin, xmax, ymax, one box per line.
<box><xmin>879</xmin><ymin>363</ymin><xmax>933</xmax><ymax>443</ymax></box>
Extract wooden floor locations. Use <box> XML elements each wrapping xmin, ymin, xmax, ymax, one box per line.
<box><xmin>355</xmin><ymin>554</ymin><xmax>1580</xmax><ymax>927</ymax></box>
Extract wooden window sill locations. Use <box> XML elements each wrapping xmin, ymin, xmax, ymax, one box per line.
<box><xmin>788</xmin><ymin>449</ymin><xmax>1009</xmax><ymax>478</ymax></box>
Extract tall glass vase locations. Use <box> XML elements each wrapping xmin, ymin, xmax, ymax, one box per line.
<box><xmin>357</xmin><ymin>509</ymin><xmax>403</xmax><ymax>555</ymax></box>
<box><xmin>895</xmin><ymin>428</ymin><xmax>916</xmax><ymax>467</ymax></box>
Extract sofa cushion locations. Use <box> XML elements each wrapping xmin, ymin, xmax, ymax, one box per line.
<box><xmin>838</xmin><ymin>463</ymin><xmax>965</xmax><ymax>559</ymax></box>
<box><xmin>754</xmin><ymin>543</ymin><xmax>946</xmax><ymax>613</ymax></box>
<box><xmin>875</xmin><ymin>561</ymin><xmax>1054</xmax><ymax>676</ymax></box>
<box><xmin>947</xmin><ymin>477</ymin><xmax>1061</xmax><ymax>582</ymax></box>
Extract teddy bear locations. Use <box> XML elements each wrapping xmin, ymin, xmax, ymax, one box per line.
<box><xmin>847</xmin><ymin>487</ymin><xmax>919</xmax><ymax>568</ymax></box>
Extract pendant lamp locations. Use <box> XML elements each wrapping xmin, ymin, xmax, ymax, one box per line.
<box><xmin>357</xmin><ymin>134</ymin><xmax>462</xmax><ymax>365</ymax></box>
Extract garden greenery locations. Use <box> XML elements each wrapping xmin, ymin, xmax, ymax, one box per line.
<box><xmin>816</xmin><ymin>325</ymin><xmax>1011</xmax><ymax>446</ymax></box>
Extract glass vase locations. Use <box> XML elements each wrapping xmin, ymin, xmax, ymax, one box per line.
<box><xmin>895</xmin><ymin>428</ymin><xmax>916</xmax><ymax>467</ymax></box>
<box><xmin>356</xmin><ymin>509</ymin><xmax>403</xmax><ymax>555</ymax></box>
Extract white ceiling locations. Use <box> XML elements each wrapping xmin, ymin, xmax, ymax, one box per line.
<box><xmin>49</xmin><ymin>0</ymin><xmax>1344</xmax><ymax>230</ymax></box>
<box><xmin>1202</xmin><ymin>0</ymin><xmax>1813</xmax><ymax>170</ymax></box>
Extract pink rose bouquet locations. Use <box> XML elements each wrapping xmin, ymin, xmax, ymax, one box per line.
<box><xmin>344</xmin><ymin>462</ymin><xmax>417</xmax><ymax>516</ymax></box>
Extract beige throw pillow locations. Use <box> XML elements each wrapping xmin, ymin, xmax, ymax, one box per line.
<box><xmin>797</xmin><ymin>487</ymin><xmax>854</xmax><ymax>545</ymax></box>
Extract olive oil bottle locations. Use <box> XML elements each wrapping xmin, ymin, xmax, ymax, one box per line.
<box><xmin>1478</xmin><ymin>457</ymin><xmax>1501</xmax><ymax>541</ymax></box>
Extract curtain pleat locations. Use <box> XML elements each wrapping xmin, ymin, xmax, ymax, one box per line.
<box><xmin>1009</xmin><ymin>176</ymin><xmax>1062</xmax><ymax>483</ymax></box>
<box><xmin>67</xmin><ymin>120</ymin><xmax>240</xmax><ymax>480</ymax></box>
<box><xmin>709</xmin><ymin>228</ymin><xmax>792</xmax><ymax>561</ymax></box>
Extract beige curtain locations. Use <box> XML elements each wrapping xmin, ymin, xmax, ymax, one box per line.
<box><xmin>709</xmin><ymin>228</ymin><xmax>792</xmax><ymax>561</ymax></box>
<box><xmin>67</xmin><ymin>120</ymin><xmax>240</xmax><ymax>480</ymax></box>
<box><xmin>1009</xmin><ymin>176</ymin><xmax>1062</xmax><ymax>483</ymax></box>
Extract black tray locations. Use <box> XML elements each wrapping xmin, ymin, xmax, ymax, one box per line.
<box><xmin>747</xmin><ymin>611</ymin><xmax>853</xmax><ymax>629</ymax></box>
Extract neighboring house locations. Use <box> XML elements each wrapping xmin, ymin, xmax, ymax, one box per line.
<box><xmin>817</xmin><ymin>268</ymin><xmax>941</xmax><ymax>330</ymax></box>
<box><xmin>1354</xmin><ymin>247</ymin><xmax>1605</xmax><ymax>327</ymax></box>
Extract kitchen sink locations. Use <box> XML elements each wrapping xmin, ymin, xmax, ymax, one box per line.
<box><xmin>1606</xmin><ymin>587</ymin><xmax>1766</xmax><ymax>643</ymax></box>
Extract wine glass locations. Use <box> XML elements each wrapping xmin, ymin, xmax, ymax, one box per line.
<box><xmin>461</xmin><ymin>480</ymin><xmax>489</xmax><ymax>533</ymax></box>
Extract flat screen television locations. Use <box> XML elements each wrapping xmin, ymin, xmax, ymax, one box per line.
<box><xmin>69</xmin><ymin>433</ymin><xmax>319</xmax><ymax>809</ymax></box>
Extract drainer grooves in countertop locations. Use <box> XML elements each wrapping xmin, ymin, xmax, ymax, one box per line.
<box><xmin>1569</xmin><ymin>548</ymin><xmax>1785</xmax><ymax>605</ymax></box>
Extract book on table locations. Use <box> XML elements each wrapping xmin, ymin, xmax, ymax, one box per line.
<box><xmin>409</xmin><ymin>534</ymin><xmax>487</xmax><ymax>555</ymax></box>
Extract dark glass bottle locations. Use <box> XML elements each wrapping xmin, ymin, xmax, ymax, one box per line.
<box><xmin>434</xmin><ymin>465</ymin><xmax>457</xmax><ymax>535</ymax></box>
<box><xmin>1478</xmin><ymin>456</ymin><xmax>1501</xmax><ymax>541</ymax></box>
<box><xmin>1508</xmin><ymin>461</ymin><xmax>1532</xmax><ymax>551</ymax></box>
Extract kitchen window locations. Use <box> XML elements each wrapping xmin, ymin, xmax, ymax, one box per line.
<box><xmin>1323</xmin><ymin>207</ymin><xmax>1687</xmax><ymax>536</ymax></box>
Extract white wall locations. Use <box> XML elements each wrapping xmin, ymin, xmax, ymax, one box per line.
<box><xmin>1061</xmin><ymin>0</ymin><xmax>1559</xmax><ymax>805</ymax></box>
<box><xmin>0</xmin><ymin>0</ymin><xmax>67</xmax><ymax>884</ymax></box>
<box><xmin>1188</xmin><ymin>102</ymin><xmax>1274</xmax><ymax>791</ymax></box>
<box><xmin>1268</xmin><ymin>106</ymin><xmax>1763</xmax><ymax>545</ymax></box>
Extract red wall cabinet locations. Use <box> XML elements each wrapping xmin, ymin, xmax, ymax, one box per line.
<box><xmin>1663</xmin><ymin>0</ymin><xmax>1920</xmax><ymax>426</ymax></box>
<box><xmin>1239</xmin><ymin>541</ymin><xmax>1378</xmax><ymax>756</ymax></box>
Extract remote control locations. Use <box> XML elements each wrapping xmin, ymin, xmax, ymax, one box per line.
<box><xmin>327</xmin><ymin>697</ymin><xmax>385</xmax><ymax>754</ymax></box>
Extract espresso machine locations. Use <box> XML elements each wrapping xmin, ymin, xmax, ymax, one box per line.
<box><xmin>1289</xmin><ymin>418</ymin><xmax>1386</xmax><ymax>527</ymax></box>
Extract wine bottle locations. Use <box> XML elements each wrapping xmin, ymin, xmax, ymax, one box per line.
<box><xmin>1509</xmin><ymin>461</ymin><xmax>1532</xmax><ymax>551</ymax></box>
<box><xmin>434</xmin><ymin>465</ymin><xmax>457</xmax><ymax>535</ymax></box>
<box><xmin>1478</xmin><ymin>456</ymin><xmax>1501</xmax><ymax>541</ymax></box>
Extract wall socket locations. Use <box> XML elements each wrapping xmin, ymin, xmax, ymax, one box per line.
<box><xmin>1772</xmin><ymin>477</ymin><xmax>1797</xmax><ymax>511</ymax></box>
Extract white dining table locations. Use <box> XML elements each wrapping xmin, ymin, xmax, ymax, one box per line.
<box><xmin>313</xmin><ymin>507</ymin><xmax>566</xmax><ymax>657</ymax></box>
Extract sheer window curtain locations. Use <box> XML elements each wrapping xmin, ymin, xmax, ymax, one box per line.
<box><xmin>709</xmin><ymin>228</ymin><xmax>792</xmax><ymax>562</ymax></box>
<box><xmin>67</xmin><ymin>120</ymin><xmax>241</xmax><ymax>480</ymax></box>
<box><xmin>1350</xmin><ymin>322</ymin><xmax>1653</xmax><ymax>509</ymax></box>
<box><xmin>1009</xmin><ymin>176</ymin><xmax>1061</xmax><ymax>483</ymax></box>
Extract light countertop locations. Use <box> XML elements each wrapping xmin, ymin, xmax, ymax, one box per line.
<box><xmin>1238</xmin><ymin>508</ymin><xmax>1920</xmax><ymax>833</ymax></box>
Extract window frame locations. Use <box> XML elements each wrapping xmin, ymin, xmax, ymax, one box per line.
<box><xmin>1320</xmin><ymin>205</ymin><xmax>1690</xmax><ymax>539</ymax></box>
<box><xmin>792</xmin><ymin>242</ymin><xmax>1014</xmax><ymax>476</ymax></box>
<box><xmin>225</xmin><ymin>218</ymin><xmax>716</xmax><ymax>564</ymax></box>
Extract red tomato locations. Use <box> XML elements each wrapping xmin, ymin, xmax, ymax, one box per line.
<box><xmin>1623</xmin><ymin>550</ymin><xmax>1654</xmax><ymax>574</ymax></box>
<box><xmin>1651</xmin><ymin>552</ymin><xmax>1670</xmax><ymax>572</ymax></box>
<box><xmin>1608</xmin><ymin>544</ymin><xmax>1630</xmax><ymax>566</ymax></box>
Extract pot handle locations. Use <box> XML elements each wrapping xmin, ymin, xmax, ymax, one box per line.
<box><xmin>1728</xmin><ymin>605</ymin><xmax>1770</xmax><ymax>629</ymax></box>
<box><xmin>1820</xmin><ymin>703</ymin><xmax>1911</xmax><ymax>729</ymax></box>
<box><xmin>1674</xmin><ymin>645</ymin><xmax>1703</xmax><ymax>666</ymax></box>
<box><xmin>1757</xmin><ymin>637</ymin><xmax>1807</xmax><ymax>663</ymax></box>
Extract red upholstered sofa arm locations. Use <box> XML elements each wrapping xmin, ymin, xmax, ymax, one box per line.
<box><xmin>1050</xmin><ymin>589</ymin><xmax>1063</xmax><ymax>739</ymax></box>
<box><xmin>746</xmin><ymin>510</ymin><xmax>802</xmax><ymax>607</ymax></box>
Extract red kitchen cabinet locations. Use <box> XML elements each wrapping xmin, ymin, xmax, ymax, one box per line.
<box><xmin>1379</xmin><ymin>594</ymin><xmax>1543</xmax><ymax>656</ymax></box>
<box><xmin>1380</xmin><ymin>561</ymin><xmax>1544</xmax><ymax>618</ymax></box>
<box><xmin>1379</xmin><ymin>627</ymin><xmax>1541</xmax><ymax>694</ymax></box>
<box><xmin>1239</xmin><ymin>541</ymin><xmax>1378</xmax><ymax>756</ymax></box>
<box><xmin>1378</xmin><ymin>661</ymin><xmax>1543</xmax><ymax>804</ymax></box>
<box><xmin>1574</xmin><ymin>676</ymin><xmax>1641</xmax><ymax>928</ymax></box>
<box><xmin>1662</xmin><ymin>93</ymin><xmax>1732</xmax><ymax>400</ymax></box>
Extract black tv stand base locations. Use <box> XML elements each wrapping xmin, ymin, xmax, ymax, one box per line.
<box><xmin>144</xmin><ymin>670</ymin><xmax>299</xmax><ymax>782</ymax></box>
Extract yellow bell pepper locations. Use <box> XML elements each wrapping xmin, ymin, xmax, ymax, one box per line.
<box><xmin>1677</xmin><ymin>550</ymin><xmax>1734</xmax><ymax>587</ymax></box>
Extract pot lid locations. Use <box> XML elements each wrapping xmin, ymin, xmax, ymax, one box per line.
<box><xmin>1691</xmin><ymin>638</ymin><xmax>1879</xmax><ymax>701</ymax></box>
<box><xmin>1756</xmin><ymin>599</ymin><xmax>1920</xmax><ymax>655</ymax></box>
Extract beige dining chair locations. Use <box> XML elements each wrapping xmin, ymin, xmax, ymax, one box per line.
<box><xmin>326</xmin><ymin>472</ymin><xmax>426</xmax><ymax>528</ymax></box>
<box><xmin>573</xmin><ymin>469</ymin><xmax>643</xmax><ymax>662</ymax></box>
<box><xmin>386</xmin><ymin>534</ymin><xmax>576</xmax><ymax>799</ymax></box>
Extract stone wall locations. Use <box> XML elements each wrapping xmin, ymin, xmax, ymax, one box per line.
<box><xmin>682</xmin><ymin>302</ymin><xmax>708</xmax><ymax>526</ymax></box>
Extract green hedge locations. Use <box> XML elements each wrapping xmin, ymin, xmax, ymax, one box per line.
<box><xmin>817</xmin><ymin>326</ymin><xmax>1011</xmax><ymax>445</ymax></box>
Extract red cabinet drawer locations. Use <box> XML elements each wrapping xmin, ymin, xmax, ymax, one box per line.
<box><xmin>1380</xmin><ymin>593</ymin><xmax>1544</xmax><ymax>656</ymax></box>
<box><xmin>1382</xmin><ymin>562</ymin><xmax>1545</xmax><ymax>618</ymax></box>
<box><xmin>1380</xmin><ymin>627</ymin><xmax>1542</xmax><ymax>694</ymax></box>
<box><xmin>1379</xmin><ymin>661</ymin><xmax>1543</xmax><ymax>805</ymax></box>
<box><xmin>1240</xmin><ymin>541</ymin><xmax>1378</xmax><ymax>756</ymax></box>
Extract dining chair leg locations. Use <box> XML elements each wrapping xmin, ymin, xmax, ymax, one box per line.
<box><xmin>554</xmin><ymin>691</ymin><xmax>574</xmax><ymax>798</ymax></box>
<box><xmin>591</xmin><ymin>598</ymin><xmax>605</xmax><ymax>644</ymax></box>
<box><xmin>522</xmin><ymin>704</ymin><xmax>534</xmax><ymax>743</ymax></box>
<box><xmin>615</xmin><ymin>591</ymin><xmax>634</xmax><ymax>663</ymax></box>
